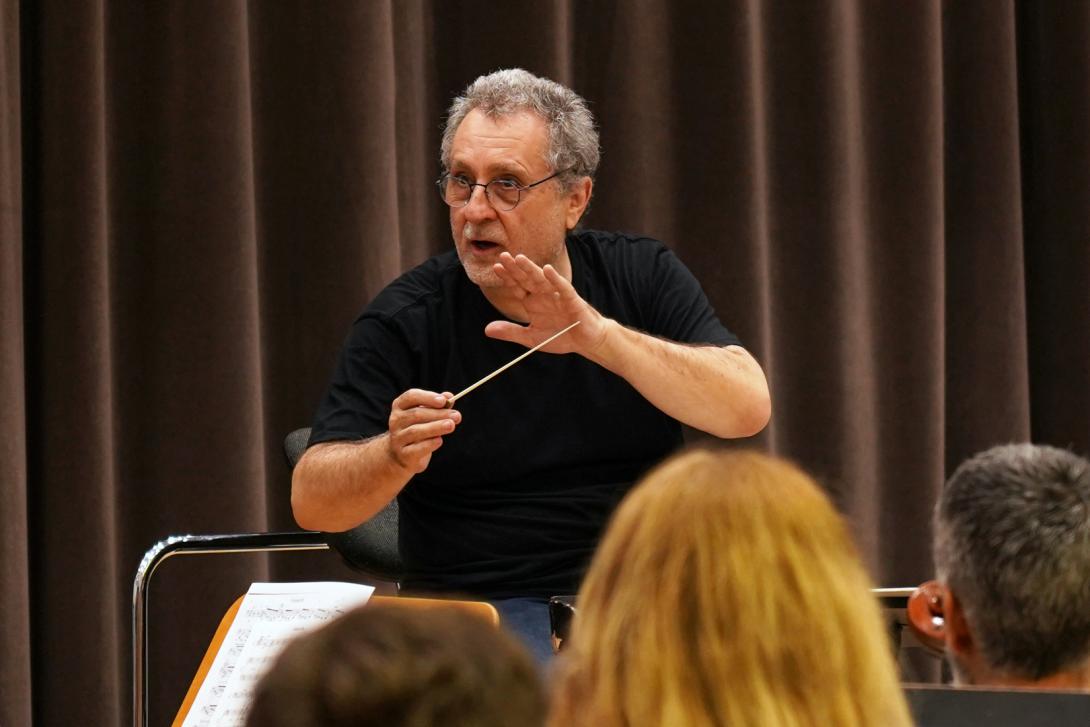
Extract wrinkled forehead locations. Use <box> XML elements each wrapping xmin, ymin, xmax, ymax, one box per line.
<box><xmin>449</xmin><ymin>108</ymin><xmax>550</xmax><ymax>175</ymax></box>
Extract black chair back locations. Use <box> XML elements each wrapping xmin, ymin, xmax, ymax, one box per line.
<box><xmin>906</xmin><ymin>685</ymin><xmax>1090</xmax><ymax>727</ymax></box>
<box><xmin>283</xmin><ymin>427</ymin><xmax>403</xmax><ymax>583</ymax></box>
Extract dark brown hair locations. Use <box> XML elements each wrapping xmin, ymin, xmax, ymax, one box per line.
<box><xmin>245</xmin><ymin>602</ymin><xmax>545</xmax><ymax>727</ymax></box>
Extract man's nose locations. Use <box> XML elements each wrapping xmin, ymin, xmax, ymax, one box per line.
<box><xmin>462</xmin><ymin>184</ymin><xmax>496</xmax><ymax>221</ymax></box>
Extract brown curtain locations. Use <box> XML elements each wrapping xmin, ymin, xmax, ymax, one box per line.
<box><xmin>3</xmin><ymin>0</ymin><xmax>1088</xmax><ymax>723</ymax></box>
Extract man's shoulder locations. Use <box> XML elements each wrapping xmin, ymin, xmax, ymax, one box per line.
<box><xmin>364</xmin><ymin>250</ymin><xmax>463</xmax><ymax>321</ymax></box>
<box><xmin>568</xmin><ymin>229</ymin><xmax>677</xmax><ymax>279</ymax></box>
<box><xmin>569</xmin><ymin>229</ymin><xmax>668</xmax><ymax>258</ymax></box>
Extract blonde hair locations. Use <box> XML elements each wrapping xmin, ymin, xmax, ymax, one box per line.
<box><xmin>549</xmin><ymin>449</ymin><xmax>912</xmax><ymax>727</ymax></box>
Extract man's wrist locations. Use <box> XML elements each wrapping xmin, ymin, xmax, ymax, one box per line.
<box><xmin>584</xmin><ymin>317</ymin><xmax>623</xmax><ymax>368</ymax></box>
<box><xmin>383</xmin><ymin>433</ymin><xmax>409</xmax><ymax>471</ymax></box>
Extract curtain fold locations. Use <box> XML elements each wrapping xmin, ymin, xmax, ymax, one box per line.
<box><xmin>29</xmin><ymin>2</ymin><xmax>125</xmax><ymax>724</ymax></box>
<box><xmin>942</xmin><ymin>1</ymin><xmax>1032</xmax><ymax>475</ymax></box>
<box><xmin>1019</xmin><ymin>2</ymin><xmax>1090</xmax><ymax>451</ymax></box>
<box><xmin>0</xmin><ymin>3</ymin><xmax>30</xmax><ymax>724</ymax></box>
<box><xmin>4</xmin><ymin>1</ymin><xmax>1090</xmax><ymax>723</ymax></box>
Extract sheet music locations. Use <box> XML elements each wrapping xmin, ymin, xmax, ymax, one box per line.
<box><xmin>182</xmin><ymin>581</ymin><xmax>375</xmax><ymax>727</ymax></box>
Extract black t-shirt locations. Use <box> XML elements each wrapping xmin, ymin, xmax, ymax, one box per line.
<box><xmin>309</xmin><ymin>229</ymin><xmax>740</xmax><ymax>598</ymax></box>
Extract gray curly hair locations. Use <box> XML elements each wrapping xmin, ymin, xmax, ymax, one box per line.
<box><xmin>934</xmin><ymin>443</ymin><xmax>1090</xmax><ymax>680</ymax></box>
<box><xmin>440</xmin><ymin>68</ymin><xmax>600</xmax><ymax>191</ymax></box>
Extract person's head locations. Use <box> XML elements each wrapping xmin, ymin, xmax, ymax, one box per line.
<box><xmin>928</xmin><ymin>443</ymin><xmax>1090</xmax><ymax>688</ymax></box>
<box><xmin>550</xmin><ymin>449</ymin><xmax>912</xmax><ymax>727</ymax></box>
<box><xmin>245</xmin><ymin>602</ymin><xmax>545</xmax><ymax>727</ymax></box>
<box><xmin>438</xmin><ymin>69</ymin><xmax>597</xmax><ymax>289</ymax></box>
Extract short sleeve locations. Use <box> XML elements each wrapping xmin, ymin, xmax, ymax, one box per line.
<box><xmin>643</xmin><ymin>245</ymin><xmax>741</xmax><ymax>347</ymax></box>
<box><xmin>308</xmin><ymin>315</ymin><xmax>417</xmax><ymax>446</ymax></box>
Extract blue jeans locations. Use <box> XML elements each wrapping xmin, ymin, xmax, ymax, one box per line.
<box><xmin>489</xmin><ymin>597</ymin><xmax>554</xmax><ymax>667</ymax></box>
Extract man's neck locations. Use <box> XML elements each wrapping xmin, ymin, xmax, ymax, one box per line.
<box><xmin>481</xmin><ymin>287</ymin><xmax>530</xmax><ymax>323</ymax></box>
<box><xmin>480</xmin><ymin>247</ymin><xmax>573</xmax><ymax>322</ymax></box>
<box><xmin>965</xmin><ymin>665</ymin><xmax>1090</xmax><ymax>691</ymax></box>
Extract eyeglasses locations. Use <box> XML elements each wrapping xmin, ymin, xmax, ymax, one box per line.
<box><xmin>437</xmin><ymin>168</ymin><xmax>570</xmax><ymax>212</ymax></box>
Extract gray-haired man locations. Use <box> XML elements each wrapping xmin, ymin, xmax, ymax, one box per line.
<box><xmin>292</xmin><ymin>69</ymin><xmax>770</xmax><ymax>660</ymax></box>
<box><xmin>912</xmin><ymin>443</ymin><xmax>1090</xmax><ymax>689</ymax></box>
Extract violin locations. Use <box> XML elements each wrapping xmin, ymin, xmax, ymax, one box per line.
<box><xmin>906</xmin><ymin>580</ymin><xmax>948</xmax><ymax>657</ymax></box>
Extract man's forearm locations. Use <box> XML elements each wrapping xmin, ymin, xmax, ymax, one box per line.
<box><xmin>290</xmin><ymin>435</ymin><xmax>412</xmax><ymax>532</ymax></box>
<box><xmin>585</xmin><ymin>319</ymin><xmax>771</xmax><ymax>438</ymax></box>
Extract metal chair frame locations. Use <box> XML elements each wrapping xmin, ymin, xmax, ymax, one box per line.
<box><xmin>133</xmin><ymin>426</ymin><xmax>405</xmax><ymax>725</ymax></box>
<box><xmin>132</xmin><ymin>531</ymin><xmax>330</xmax><ymax>727</ymax></box>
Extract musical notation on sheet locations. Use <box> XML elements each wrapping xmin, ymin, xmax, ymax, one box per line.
<box><xmin>181</xmin><ymin>581</ymin><xmax>375</xmax><ymax>727</ymax></box>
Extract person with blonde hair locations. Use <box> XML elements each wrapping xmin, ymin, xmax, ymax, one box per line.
<box><xmin>549</xmin><ymin>449</ymin><xmax>912</xmax><ymax>727</ymax></box>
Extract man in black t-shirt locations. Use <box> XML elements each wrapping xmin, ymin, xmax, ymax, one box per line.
<box><xmin>292</xmin><ymin>69</ymin><xmax>771</xmax><ymax>662</ymax></box>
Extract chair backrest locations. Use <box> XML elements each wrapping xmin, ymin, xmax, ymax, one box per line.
<box><xmin>283</xmin><ymin>427</ymin><xmax>312</xmax><ymax>468</ymax></box>
<box><xmin>905</xmin><ymin>685</ymin><xmax>1090</xmax><ymax>727</ymax></box>
<box><xmin>284</xmin><ymin>427</ymin><xmax>404</xmax><ymax>583</ymax></box>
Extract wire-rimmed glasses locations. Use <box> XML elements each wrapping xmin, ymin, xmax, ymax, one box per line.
<box><xmin>437</xmin><ymin>168</ymin><xmax>571</xmax><ymax>212</ymax></box>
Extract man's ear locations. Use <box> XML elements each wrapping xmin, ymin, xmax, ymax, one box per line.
<box><xmin>907</xmin><ymin>580</ymin><xmax>948</xmax><ymax>655</ymax></box>
<box><xmin>941</xmin><ymin>588</ymin><xmax>977</xmax><ymax>660</ymax></box>
<box><xmin>564</xmin><ymin>177</ymin><xmax>593</xmax><ymax>229</ymax></box>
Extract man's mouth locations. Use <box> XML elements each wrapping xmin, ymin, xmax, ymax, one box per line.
<box><xmin>470</xmin><ymin>239</ymin><xmax>500</xmax><ymax>252</ymax></box>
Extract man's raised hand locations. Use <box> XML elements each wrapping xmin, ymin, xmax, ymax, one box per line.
<box><xmin>486</xmin><ymin>252</ymin><xmax>608</xmax><ymax>355</ymax></box>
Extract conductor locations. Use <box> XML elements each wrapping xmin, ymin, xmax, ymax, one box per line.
<box><xmin>291</xmin><ymin>68</ymin><xmax>771</xmax><ymax>661</ymax></box>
